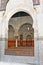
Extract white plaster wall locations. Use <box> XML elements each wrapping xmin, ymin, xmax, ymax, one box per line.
<box><xmin>6</xmin><ymin>0</ymin><xmax>33</xmax><ymax>13</ymax></box>
<box><xmin>0</xmin><ymin>11</ymin><xmax>5</xmax><ymax>60</ymax></box>
<box><xmin>0</xmin><ymin>0</ymin><xmax>39</xmax><ymax>65</ymax></box>
<box><xmin>38</xmin><ymin>0</ymin><xmax>43</xmax><ymax>65</ymax></box>
<box><xmin>0</xmin><ymin>0</ymin><xmax>43</xmax><ymax>65</ymax></box>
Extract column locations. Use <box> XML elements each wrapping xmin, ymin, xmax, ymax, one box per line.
<box><xmin>15</xmin><ymin>36</ymin><xmax>18</xmax><ymax>47</ymax></box>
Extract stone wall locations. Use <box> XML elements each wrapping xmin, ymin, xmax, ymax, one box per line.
<box><xmin>0</xmin><ymin>0</ymin><xmax>43</xmax><ymax>65</ymax></box>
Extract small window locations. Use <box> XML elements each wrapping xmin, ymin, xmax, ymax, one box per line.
<box><xmin>33</xmin><ymin>0</ymin><xmax>40</xmax><ymax>5</ymax></box>
<box><xmin>0</xmin><ymin>0</ymin><xmax>9</xmax><ymax>11</ymax></box>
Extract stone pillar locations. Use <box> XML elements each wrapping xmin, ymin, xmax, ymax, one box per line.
<box><xmin>16</xmin><ymin>39</ymin><xmax>18</xmax><ymax>47</ymax></box>
<box><xmin>14</xmin><ymin>28</ymin><xmax>19</xmax><ymax>47</ymax></box>
<box><xmin>15</xmin><ymin>36</ymin><xmax>18</xmax><ymax>47</ymax></box>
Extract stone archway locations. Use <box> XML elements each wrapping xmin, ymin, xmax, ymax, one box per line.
<box><xmin>5</xmin><ymin>11</ymin><xmax>34</xmax><ymax>56</ymax></box>
<box><xmin>18</xmin><ymin>23</ymin><xmax>34</xmax><ymax>47</ymax></box>
<box><xmin>1</xmin><ymin>0</ymin><xmax>39</xmax><ymax>63</ymax></box>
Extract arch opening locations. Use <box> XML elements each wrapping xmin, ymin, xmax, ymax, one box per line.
<box><xmin>5</xmin><ymin>11</ymin><xmax>34</xmax><ymax>56</ymax></box>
